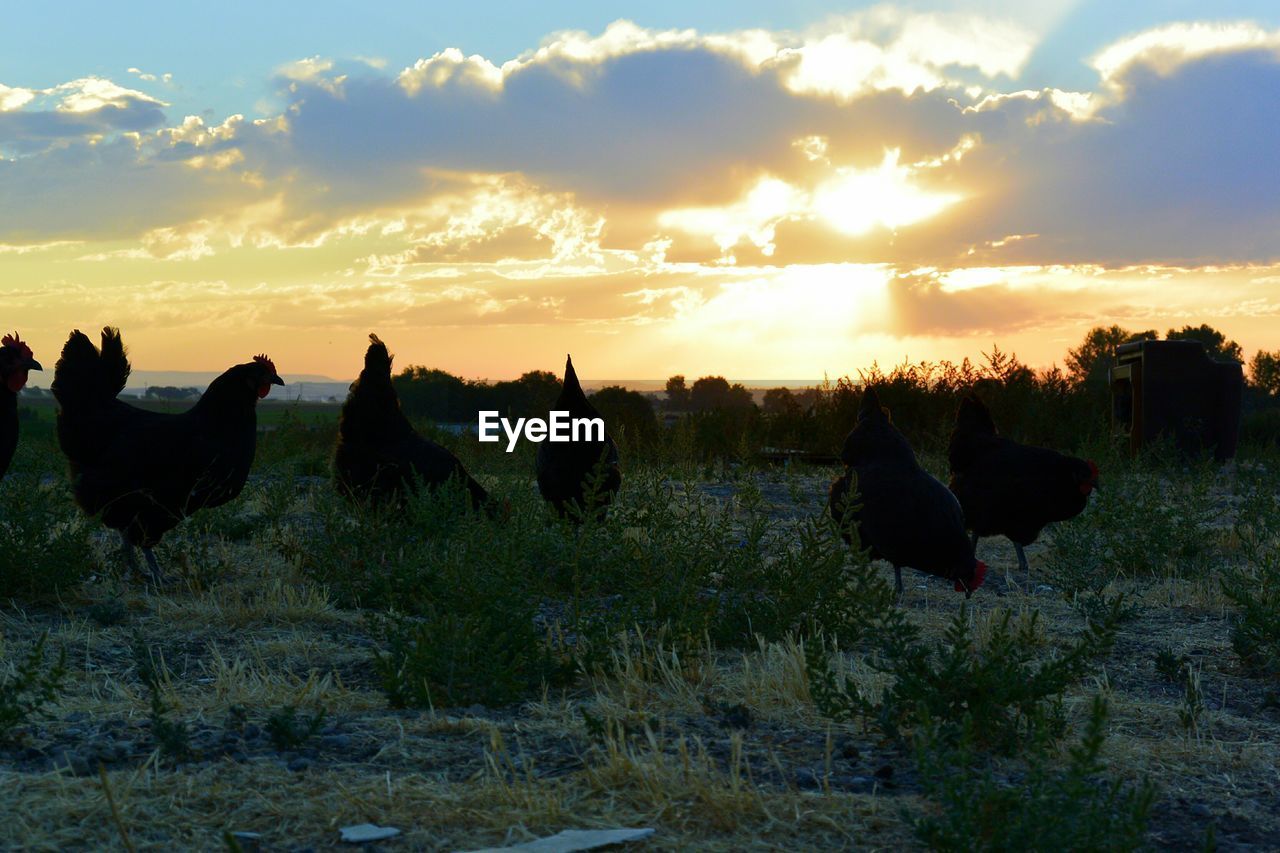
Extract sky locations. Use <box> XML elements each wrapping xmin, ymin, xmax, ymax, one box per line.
<box><xmin>3</xmin><ymin>1</ymin><xmax>1280</xmax><ymax>381</ymax></box>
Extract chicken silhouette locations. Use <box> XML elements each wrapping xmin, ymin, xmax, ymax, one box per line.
<box><xmin>52</xmin><ymin>327</ymin><xmax>283</xmax><ymax>583</ymax></box>
<box><xmin>948</xmin><ymin>393</ymin><xmax>1099</xmax><ymax>575</ymax></box>
<box><xmin>0</xmin><ymin>333</ymin><xmax>43</xmax><ymax>481</ymax></box>
<box><xmin>828</xmin><ymin>386</ymin><xmax>986</xmax><ymax>597</ymax></box>
<box><xmin>334</xmin><ymin>334</ymin><xmax>491</xmax><ymax>510</ymax></box>
<box><xmin>535</xmin><ymin>354</ymin><xmax>621</xmax><ymax>521</ymax></box>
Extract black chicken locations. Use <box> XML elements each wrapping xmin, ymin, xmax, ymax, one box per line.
<box><xmin>948</xmin><ymin>394</ymin><xmax>1098</xmax><ymax>575</ymax></box>
<box><xmin>333</xmin><ymin>334</ymin><xmax>490</xmax><ymax>510</ymax></box>
<box><xmin>535</xmin><ymin>354</ymin><xmax>621</xmax><ymax>520</ymax></box>
<box><xmin>0</xmin><ymin>333</ymin><xmax>43</xmax><ymax>481</ymax></box>
<box><xmin>52</xmin><ymin>327</ymin><xmax>283</xmax><ymax>583</ymax></box>
<box><xmin>828</xmin><ymin>386</ymin><xmax>986</xmax><ymax>597</ymax></box>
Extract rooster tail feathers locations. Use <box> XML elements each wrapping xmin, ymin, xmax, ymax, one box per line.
<box><xmin>956</xmin><ymin>393</ymin><xmax>997</xmax><ymax>435</ymax></box>
<box><xmin>364</xmin><ymin>334</ymin><xmax>393</xmax><ymax>377</ymax></box>
<box><xmin>99</xmin><ymin>327</ymin><xmax>131</xmax><ymax>396</ymax></box>
<box><xmin>53</xmin><ymin>328</ymin><xmax>128</xmax><ymax>407</ymax></box>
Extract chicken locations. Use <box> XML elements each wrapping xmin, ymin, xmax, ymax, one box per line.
<box><xmin>828</xmin><ymin>386</ymin><xmax>986</xmax><ymax>597</ymax></box>
<box><xmin>52</xmin><ymin>327</ymin><xmax>283</xmax><ymax>583</ymax></box>
<box><xmin>334</xmin><ymin>334</ymin><xmax>491</xmax><ymax>510</ymax></box>
<box><xmin>0</xmin><ymin>333</ymin><xmax>43</xmax><ymax>481</ymax></box>
<box><xmin>948</xmin><ymin>393</ymin><xmax>1098</xmax><ymax>575</ymax></box>
<box><xmin>536</xmin><ymin>354</ymin><xmax>621</xmax><ymax>520</ymax></box>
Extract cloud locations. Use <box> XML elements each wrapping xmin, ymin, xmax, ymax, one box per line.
<box><xmin>2</xmin><ymin>10</ymin><xmax>1279</xmax><ymax>359</ymax></box>
<box><xmin>0</xmin><ymin>77</ymin><xmax>168</xmax><ymax>154</ymax></box>
<box><xmin>1091</xmin><ymin>21</ymin><xmax>1280</xmax><ymax>89</ymax></box>
<box><xmin>780</xmin><ymin>6</ymin><xmax>1037</xmax><ymax>100</ymax></box>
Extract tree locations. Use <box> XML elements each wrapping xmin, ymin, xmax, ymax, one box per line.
<box><xmin>1065</xmin><ymin>326</ymin><xmax>1157</xmax><ymax>387</ymax></box>
<box><xmin>762</xmin><ymin>387</ymin><xmax>801</xmax><ymax>416</ymax></box>
<box><xmin>1166</xmin><ymin>324</ymin><xmax>1243</xmax><ymax>363</ymax></box>
<box><xmin>690</xmin><ymin>376</ymin><xmax>755</xmax><ymax>412</ymax></box>
<box><xmin>589</xmin><ymin>386</ymin><xmax>659</xmax><ymax>444</ymax></box>
<box><xmin>1250</xmin><ymin>350</ymin><xmax>1280</xmax><ymax>397</ymax></box>
<box><xmin>664</xmin><ymin>375</ymin><xmax>691</xmax><ymax>410</ymax></box>
<box><xmin>145</xmin><ymin>386</ymin><xmax>199</xmax><ymax>401</ymax></box>
<box><xmin>394</xmin><ymin>367</ymin><xmax>469</xmax><ymax>421</ymax></box>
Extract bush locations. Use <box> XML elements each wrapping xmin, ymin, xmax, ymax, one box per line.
<box><xmin>370</xmin><ymin>610</ymin><xmax>573</xmax><ymax>708</ymax></box>
<box><xmin>0</xmin><ymin>474</ymin><xmax>95</xmax><ymax>600</ymax></box>
<box><xmin>1044</xmin><ymin>453</ymin><xmax>1217</xmax><ymax>593</ymax></box>
<box><xmin>0</xmin><ymin>633</ymin><xmax>67</xmax><ymax>743</ymax></box>
<box><xmin>913</xmin><ymin>696</ymin><xmax>1155</xmax><ymax>851</ymax></box>
<box><xmin>1220</xmin><ymin>470</ymin><xmax>1280</xmax><ymax>678</ymax></box>
<box><xmin>808</xmin><ymin>602</ymin><xmax>1123</xmax><ymax>755</ymax></box>
<box><xmin>266</xmin><ymin>705</ymin><xmax>327</xmax><ymax>749</ymax></box>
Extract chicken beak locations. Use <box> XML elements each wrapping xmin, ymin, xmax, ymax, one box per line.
<box><xmin>26</xmin><ymin>358</ymin><xmax>43</xmax><ymax>371</ymax></box>
<box><xmin>272</xmin><ymin>374</ymin><xmax>285</xmax><ymax>386</ymax></box>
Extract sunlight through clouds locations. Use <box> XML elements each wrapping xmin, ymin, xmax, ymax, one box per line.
<box><xmin>2</xmin><ymin>9</ymin><xmax>1279</xmax><ymax>377</ymax></box>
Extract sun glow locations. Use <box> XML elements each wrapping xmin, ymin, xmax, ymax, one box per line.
<box><xmin>813</xmin><ymin>149</ymin><xmax>960</xmax><ymax>235</ymax></box>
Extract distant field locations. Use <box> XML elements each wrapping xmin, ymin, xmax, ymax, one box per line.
<box><xmin>18</xmin><ymin>396</ymin><xmax>341</xmax><ymax>427</ymax></box>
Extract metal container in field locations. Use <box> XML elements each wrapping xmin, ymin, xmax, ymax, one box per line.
<box><xmin>1109</xmin><ymin>340</ymin><xmax>1243</xmax><ymax>461</ymax></box>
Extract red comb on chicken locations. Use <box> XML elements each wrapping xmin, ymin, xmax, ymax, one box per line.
<box><xmin>1</xmin><ymin>331</ymin><xmax>42</xmax><ymax>481</ymax></box>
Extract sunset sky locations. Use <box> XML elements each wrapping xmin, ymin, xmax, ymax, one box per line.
<box><xmin>3</xmin><ymin>1</ymin><xmax>1279</xmax><ymax>382</ymax></box>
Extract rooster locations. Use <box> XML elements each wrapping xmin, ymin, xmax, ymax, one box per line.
<box><xmin>948</xmin><ymin>394</ymin><xmax>1098</xmax><ymax>575</ymax></box>
<box><xmin>52</xmin><ymin>327</ymin><xmax>283</xmax><ymax>583</ymax></box>
<box><xmin>828</xmin><ymin>386</ymin><xmax>986</xmax><ymax>597</ymax></box>
<box><xmin>333</xmin><ymin>334</ymin><xmax>491</xmax><ymax>510</ymax></box>
<box><xmin>536</xmin><ymin>354</ymin><xmax>621</xmax><ymax>520</ymax></box>
<box><xmin>0</xmin><ymin>333</ymin><xmax>43</xmax><ymax>481</ymax></box>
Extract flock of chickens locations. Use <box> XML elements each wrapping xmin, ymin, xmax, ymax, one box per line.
<box><xmin>0</xmin><ymin>330</ymin><xmax>1099</xmax><ymax>594</ymax></box>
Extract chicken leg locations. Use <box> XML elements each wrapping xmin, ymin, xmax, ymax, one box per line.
<box><xmin>142</xmin><ymin>547</ymin><xmax>169</xmax><ymax>586</ymax></box>
<box><xmin>119</xmin><ymin>531</ymin><xmax>168</xmax><ymax>586</ymax></box>
<box><xmin>1013</xmin><ymin>541</ymin><xmax>1030</xmax><ymax>575</ymax></box>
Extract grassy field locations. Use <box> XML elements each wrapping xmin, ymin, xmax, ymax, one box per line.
<box><xmin>1</xmin><ymin>409</ymin><xmax>1279</xmax><ymax>851</ymax></box>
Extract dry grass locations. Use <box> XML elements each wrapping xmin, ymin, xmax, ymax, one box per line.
<box><xmin>2</xmin><ymin>468</ymin><xmax>1280</xmax><ymax>851</ymax></box>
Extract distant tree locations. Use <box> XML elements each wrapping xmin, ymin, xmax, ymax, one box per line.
<box><xmin>589</xmin><ymin>386</ymin><xmax>659</xmax><ymax>444</ymax></box>
<box><xmin>690</xmin><ymin>376</ymin><xmax>755</xmax><ymax>412</ymax></box>
<box><xmin>511</xmin><ymin>369</ymin><xmax>562</xmax><ymax>417</ymax></box>
<box><xmin>762</xmin><ymin>387</ymin><xmax>801</xmax><ymax>416</ymax></box>
<box><xmin>1066</xmin><ymin>326</ymin><xmax>1158</xmax><ymax>387</ymax></box>
<box><xmin>394</xmin><ymin>367</ymin><xmax>469</xmax><ymax>421</ymax></box>
<box><xmin>1166</xmin><ymin>324</ymin><xmax>1244</xmax><ymax>362</ymax></box>
<box><xmin>145</xmin><ymin>386</ymin><xmax>199</xmax><ymax>401</ymax></box>
<box><xmin>1250</xmin><ymin>350</ymin><xmax>1280</xmax><ymax>397</ymax></box>
<box><xmin>664</xmin><ymin>375</ymin><xmax>691</xmax><ymax>410</ymax></box>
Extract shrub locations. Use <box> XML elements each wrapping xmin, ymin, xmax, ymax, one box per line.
<box><xmin>0</xmin><ymin>633</ymin><xmax>67</xmax><ymax>742</ymax></box>
<box><xmin>0</xmin><ymin>475</ymin><xmax>95</xmax><ymax>600</ymax></box>
<box><xmin>1220</xmin><ymin>470</ymin><xmax>1280</xmax><ymax>678</ymax></box>
<box><xmin>131</xmin><ymin>635</ymin><xmax>192</xmax><ymax>761</ymax></box>
<box><xmin>808</xmin><ymin>602</ymin><xmax>1123</xmax><ymax>755</ymax></box>
<box><xmin>913</xmin><ymin>696</ymin><xmax>1155</xmax><ymax>851</ymax></box>
<box><xmin>1222</xmin><ymin>571</ymin><xmax>1280</xmax><ymax>679</ymax></box>
<box><xmin>370</xmin><ymin>610</ymin><xmax>573</xmax><ymax>709</ymax></box>
<box><xmin>265</xmin><ymin>705</ymin><xmax>326</xmax><ymax>750</ymax></box>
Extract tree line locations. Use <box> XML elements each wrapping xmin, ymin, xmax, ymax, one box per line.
<box><xmin>379</xmin><ymin>322</ymin><xmax>1280</xmax><ymax>459</ymax></box>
